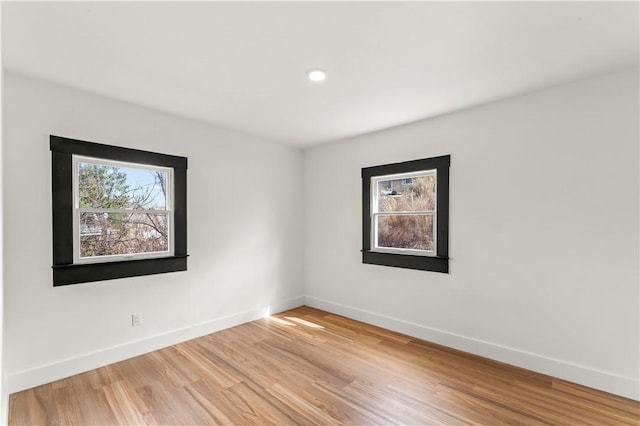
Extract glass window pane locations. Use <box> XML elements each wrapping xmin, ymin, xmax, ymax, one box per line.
<box><xmin>80</xmin><ymin>212</ymin><xmax>169</xmax><ymax>258</ymax></box>
<box><xmin>377</xmin><ymin>174</ymin><xmax>435</xmax><ymax>213</ymax></box>
<box><xmin>78</xmin><ymin>162</ymin><xmax>168</xmax><ymax>210</ymax></box>
<box><xmin>376</xmin><ymin>214</ymin><xmax>434</xmax><ymax>251</ymax></box>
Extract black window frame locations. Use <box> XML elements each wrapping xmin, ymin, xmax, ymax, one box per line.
<box><xmin>362</xmin><ymin>155</ymin><xmax>450</xmax><ymax>273</ymax></box>
<box><xmin>51</xmin><ymin>135</ymin><xmax>188</xmax><ymax>286</ymax></box>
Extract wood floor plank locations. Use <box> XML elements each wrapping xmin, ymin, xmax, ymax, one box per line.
<box><xmin>8</xmin><ymin>390</ymin><xmax>48</xmax><ymax>426</ymax></box>
<box><xmin>102</xmin><ymin>380</ymin><xmax>149</xmax><ymax>425</ymax></box>
<box><xmin>9</xmin><ymin>306</ymin><xmax>640</xmax><ymax>425</ymax></box>
<box><xmin>31</xmin><ymin>384</ymin><xmax>62</xmax><ymax>425</ymax></box>
<box><xmin>221</xmin><ymin>381</ymin><xmax>297</xmax><ymax>425</ymax></box>
<box><xmin>264</xmin><ymin>382</ymin><xmax>341</xmax><ymax>425</ymax></box>
<box><xmin>345</xmin><ymin>378</ymin><xmax>452</xmax><ymax>425</ymax></box>
<box><xmin>552</xmin><ymin>378</ymin><xmax>640</xmax><ymax>414</ymax></box>
<box><xmin>183</xmin><ymin>379</ymin><xmax>241</xmax><ymax>425</ymax></box>
<box><xmin>52</xmin><ymin>382</ymin><xmax>89</xmax><ymax>425</ymax></box>
<box><xmin>137</xmin><ymin>379</ymin><xmax>213</xmax><ymax>425</ymax></box>
<box><xmin>300</xmin><ymin>380</ymin><xmax>387</xmax><ymax>425</ymax></box>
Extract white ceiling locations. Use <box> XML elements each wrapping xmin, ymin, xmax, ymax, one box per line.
<box><xmin>2</xmin><ymin>2</ymin><xmax>638</xmax><ymax>147</ymax></box>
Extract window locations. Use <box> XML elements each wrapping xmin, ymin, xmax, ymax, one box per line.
<box><xmin>372</xmin><ymin>170</ymin><xmax>436</xmax><ymax>254</ymax></box>
<box><xmin>51</xmin><ymin>135</ymin><xmax>188</xmax><ymax>286</ymax></box>
<box><xmin>362</xmin><ymin>155</ymin><xmax>450</xmax><ymax>272</ymax></box>
<box><xmin>73</xmin><ymin>156</ymin><xmax>174</xmax><ymax>264</ymax></box>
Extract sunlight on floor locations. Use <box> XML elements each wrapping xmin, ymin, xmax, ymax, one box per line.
<box><xmin>266</xmin><ymin>315</ymin><xmax>325</xmax><ymax>329</ymax></box>
<box><xmin>268</xmin><ymin>316</ymin><xmax>296</xmax><ymax>326</ymax></box>
<box><xmin>285</xmin><ymin>317</ymin><xmax>325</xmax><ymax>329</ymax></box>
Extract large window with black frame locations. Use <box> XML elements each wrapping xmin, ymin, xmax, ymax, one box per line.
<box><xmin>51</xmin><ymin>135</ymin><xmax>188</xmax><ymax>286</ymax></box>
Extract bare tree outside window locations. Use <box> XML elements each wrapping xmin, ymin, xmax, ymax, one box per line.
<box><xmin>77</xmin><ymin>162</ymin><xmax>170</xmax><ymax>258</ymax></box>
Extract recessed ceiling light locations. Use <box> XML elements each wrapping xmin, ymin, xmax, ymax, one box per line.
<box><xmin>307</xmin><ymin>69</ymin><xmax>327</xmax><ymax>82</ymax></box>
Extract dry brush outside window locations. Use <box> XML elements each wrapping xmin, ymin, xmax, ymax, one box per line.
<box><xmin>373</xmin><ymin>171</ymin><xmax>437</xmax><ymax>253</ymax></box>
<box><xmin>362</xmin><ymin>155</ymin><xmax>450</xmax><ymax>273</ymax></box>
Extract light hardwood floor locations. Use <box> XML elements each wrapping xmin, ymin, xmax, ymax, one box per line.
<box><xmin>9</xmin><ymin>306</ymin><xmax>640</xmax><ymax>425</ymax></box>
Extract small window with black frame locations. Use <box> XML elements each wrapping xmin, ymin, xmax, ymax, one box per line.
<box><xmin>362</xmin><ymin>155</ymin><xmax>450</xmax><ymax>272</ymax></box>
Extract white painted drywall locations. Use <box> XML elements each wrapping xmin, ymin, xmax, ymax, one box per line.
<box><xmin>304</xmin><ymin>68</ymin><xmax>640</xmax><ymax>399</ymax></box>
<box><xmin>0</xmin><ymin>30</ymin><xmax>8</xmax><ymax>421</ymax></box>
<box><xmin>2</xmin><ymin>72</ymin><xmax>304</xmax><ymax>392</ymax></box>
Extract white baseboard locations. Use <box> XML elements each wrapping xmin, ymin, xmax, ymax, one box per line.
<box><xmin>7</xmin><ymin>296</ymin><xmax>304</xmax><ymax>394</ymax></box>
<box><xmin>304</xmin><ymin>296</ymin><xmax>640</xmax><ymax>401</ymax></box>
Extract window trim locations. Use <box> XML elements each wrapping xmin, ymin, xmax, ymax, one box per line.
<box><xmin>51</xmin><ymin>135</ymin><xmax>188</xmax><ymax>286</ymax></box>
<box><xmin>362</xmin><ymin>155</ymin><xmax>450</xmax><ymax>273</ymax></box>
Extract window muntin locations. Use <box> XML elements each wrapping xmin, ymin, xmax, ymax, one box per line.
<box><xmin>72</xmin><ymin>155</ymin><xmax>174</xmax><ymax>264</ymax></box>
<box><xmin>371</xmin><ymin>170</ymin><xmax>437</xmax><ymax>256</ymax></box>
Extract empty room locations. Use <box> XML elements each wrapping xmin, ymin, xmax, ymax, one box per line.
<box><xmin>1</xmin><ymin>1</ymin><xmax>639</xmax><ymax>425</ymax></box>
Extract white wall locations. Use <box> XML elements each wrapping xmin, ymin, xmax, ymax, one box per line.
<box><xmin>2</xmin><ymin>72</ymin><xmax>304</xmax><ymax>393</ymax></box>
<box><xmin>0</xmin><ymin>22</ymin><xmax>7</xmax><ymax>420</ymax></box>
<box><xmin>304</xmin><ymin>68</ymin><xmax>639</xmax><ymax>400</ymax></box>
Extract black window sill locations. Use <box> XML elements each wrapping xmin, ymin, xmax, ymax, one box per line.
<box><xmin>362</xmin><ymin>250</ymin><xmax>449</xmax><ymax>273</ymax></box>
<box><xmin>52</xmin><ymin>255</ymin><xmax>188</xmax><ymax>286</ymax></box>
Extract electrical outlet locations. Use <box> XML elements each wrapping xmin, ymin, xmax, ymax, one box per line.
<box><xmin>132</xmin><ymin>313</ymin><xmax>142</xmax><ymax>327</ymax></box>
